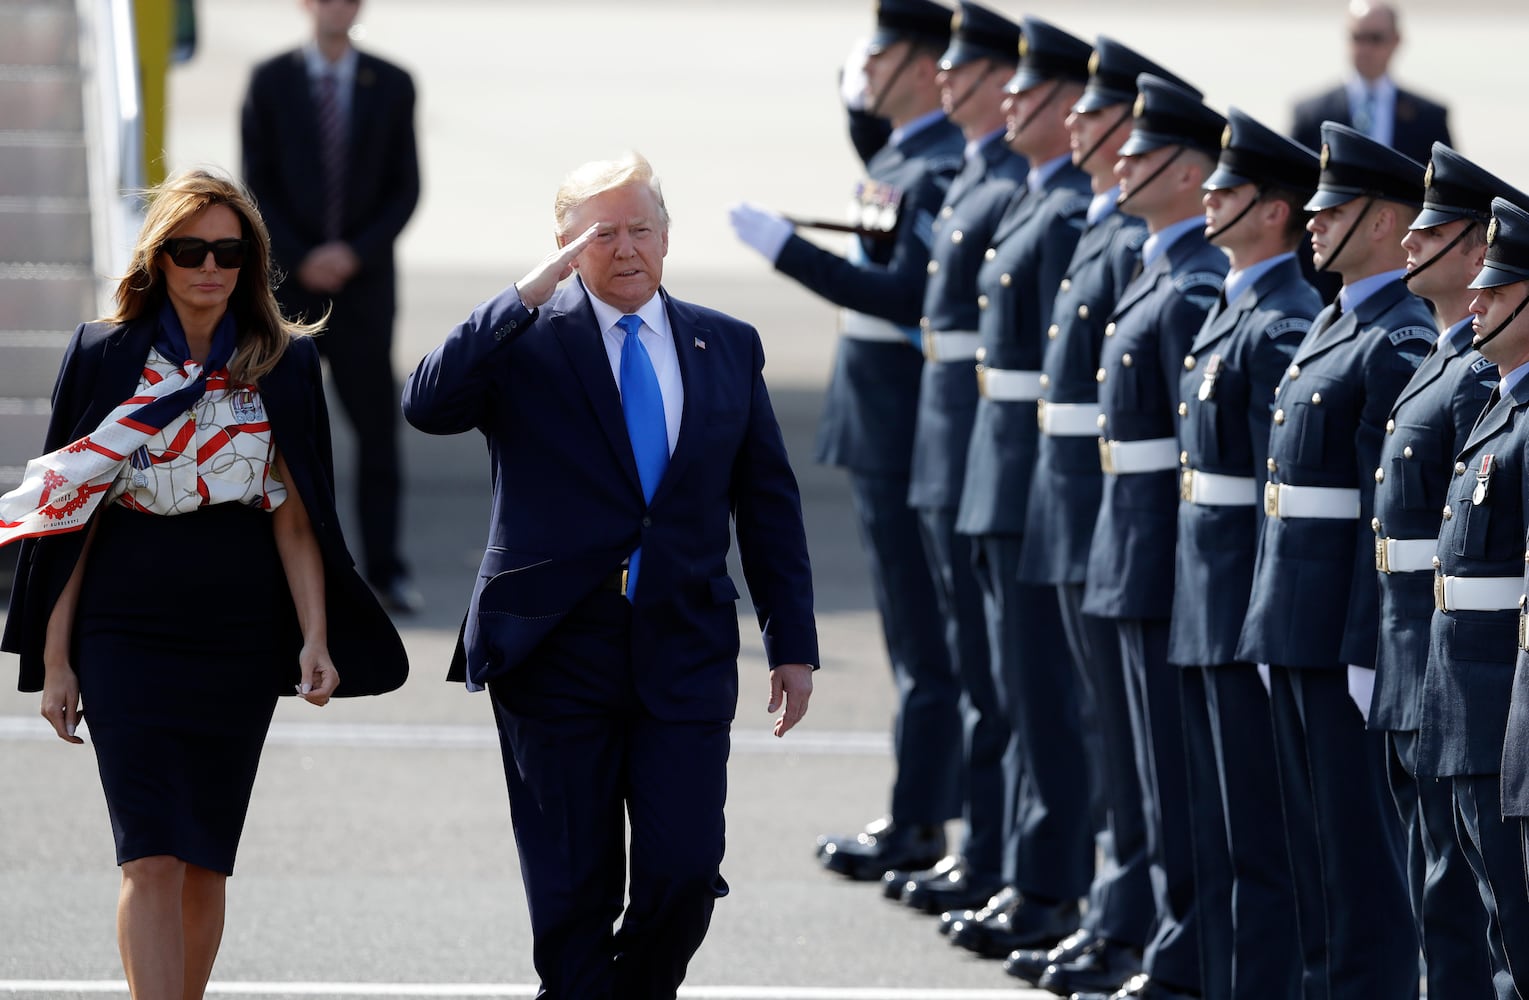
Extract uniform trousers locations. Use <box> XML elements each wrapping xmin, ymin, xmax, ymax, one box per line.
<box><xmin>848</xmin><ymin>473</ymin><xmax>961</xmax><ymax>827</ymax></box>
<box><xmin>915</xmin><ymin>505</ymin><xmax>1004</xmax><ymax>881</ymax></box>
<box><xmin>1057</xmin><ymin>582</ymin><xmax>1154</xmax><ymax>947</ymax></box>
<box><xmin>1453</xmin><ymin>773</ymin><xmax>1529</xmax><ymax>1000</ymax></box>
<box><xmin>1266</xmin><ymin>666</ymin><xmax>1417</xmax><ymax>1000</ymax></box>
<box><xmin>1117</xmin><ymin>618</ymin><xmax>1200</xmax><ymax>994</ymax></box>
<box><xmin>972</xmin><ymin>535</ymin><xmax>1093</xmax><ymax>899</ymax></box>
<box><xmin>1181</xmin><ymin>664</ymin><xmax>1298</xmax><ymax>1000</ymax></box>
<box><xmin>1384</xmin><ymin>730</ymin><xmax>1494</xmax><ymax>1000</ymax></box>
<box><xmin>488</xmin><ymin>590</ymin><xmax>730</xmax><ymax>1000</ymax></box>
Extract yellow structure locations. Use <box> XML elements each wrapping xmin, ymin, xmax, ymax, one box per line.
<box><xmin>133</xmin><ymin>0</ymin><xmax>172</xmax><ymax>185</ymax></box>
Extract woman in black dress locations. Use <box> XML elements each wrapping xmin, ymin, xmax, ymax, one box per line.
<box><xmin>1</xmin><ymin>168</ymin><xmax>407</xmax><ymax>999</ymax></box>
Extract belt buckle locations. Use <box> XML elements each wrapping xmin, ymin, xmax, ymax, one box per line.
<box><xmin>1097</xmin><ymin>438</ymin><xmax>1114</xmax><ymax>475</ymax></box>
<box><xmin>1264</xmin><ymin>481</ymin><xmax>1280</xmax><ymax>518</ymax></box>
<box><xmin>1434</xmin><ymin>574</ymin><xmax>1447</xmax><ymax>612</ymax></box>
<box><xmin>1036</xmin><ymin>399</ymin><xmax>1047</xmax><ymax>431</ymax></box>
<box><xmin>975</xmin><ymin>365</ymin><xmax>988</xmax><ymax>398</ymax></box>
<box><xmin>620</xmin><ymin>566</ymin><xmax>629</xmax><ymax>595</ymax></box>
<box><xmin>922</xmin><ymin>334</ymin><xmax>938</xmax><ymax>362</ymax></box>
<box><xmin>1180</xmin><ymin>469</ymin><xmax>1194</xmax><ymax>503</ymax></box>
<box><xmin>1520</xmin><ymin>611</ymin><xmax>1528</xmax><ymax>652</ymax></box>
<box><xmin>1375</xmin><ymin>537</ymin><xmax>1390</xmax><ymax>574</ymax></box>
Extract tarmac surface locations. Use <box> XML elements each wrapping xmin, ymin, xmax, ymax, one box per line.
<box><xmin>4</xmin><ymin>1</ymin><xmax>1529</xmax><ymax>996</ymax></box>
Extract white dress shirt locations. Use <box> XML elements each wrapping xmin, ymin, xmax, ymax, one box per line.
<box><xmin>585</xmin><ymin>287</ymin><xmax>684</xmax><ymax>456</ymax></box>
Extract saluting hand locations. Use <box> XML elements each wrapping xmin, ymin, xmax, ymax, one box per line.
<box><xmin>768</xmin><ymin>663</ymin><xmax>814</xmax><ymax>737</ymax></box>
<box><xmin>514</xmin><ymin>224</ymin><xmax>600</xmax><ymax>310</ymax></box>
<box><xmin>297</xmin><ymin>643</ymin><xmax>340</xmax><ymax>707</ymax></box>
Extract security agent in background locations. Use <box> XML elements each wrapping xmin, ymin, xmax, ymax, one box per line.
<box><xmin>1425</xmin><ymin>196</ymin><xmax>1529</xmax><ymax>999</ymax></box>
<box><xmin>1235</xmin><ymin>121</ymin><xmax>1432</xmax><ymax>1000</ymax></box>
<box><xmin>1170</xmin><ymin>108</ymin><xmax>1319</xmax><ymax>1000</ymax></box>
<box><xmin>885</xmin><ymin>0</ymin><xmax>1028</xmax><ymax>919</ymax></box>
<box><xmin>1075</xmin><ymin>74</ymin><xmax>1229</xmax><ymax>1000</ymax></box>
<box><xmin>729</xmin><ymin>0</ymin><xmax>965</xmax><ymax>885</ymax></box>
<box><xmin>1008</xmin><ymin>37</ymin><xmax>1182</xmax><ymax>993</ymax></box>
<box><xmin>1378</xmin><ymin>144</ymin><xmax>1519</xmax><ymax>1000</ymax></box>
<box><xmin>942</xmin><ymin>14</ymin><xmax>1094</xmax><ymax>961</ymax></box>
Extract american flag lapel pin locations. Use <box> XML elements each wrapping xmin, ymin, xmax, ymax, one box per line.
<box><xmin>694</xmin><ymin>337</ymin><xmax>706</xmax><ymax>350</ymax></box>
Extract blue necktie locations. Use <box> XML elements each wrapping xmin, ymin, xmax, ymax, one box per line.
<box><xmin>616</xmin><ymin>313</ymin><xmax>669</xmax><ymax>599</ymax></box>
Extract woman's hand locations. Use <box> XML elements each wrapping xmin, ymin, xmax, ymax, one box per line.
<box><xmin>296</xmin><ymin>644</ymin><xmax>340</xmax><ymax>706</ymax></box>
<box><xmin>40</xmin><ymin>662</ymin><xmax>84</xmax><ymax>744</ymax></box>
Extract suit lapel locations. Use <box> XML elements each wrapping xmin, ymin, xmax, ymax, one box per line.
<box><xmin>648</xmin><ymin>291</ymin><xmax>708</xmax><ymax>510</ymax></box>
<box><xmin>1110</xmin><ymin>255</ymin><xmax>1166</xmax><ymax>320</ymax></box>
<box><xmin>549</xmin><ymin>286</ymin><xmax>643</xmax><ymax>493</ymax></box>
<box><xmin>1464</xmin><ymin>377</ymin><xmax>1529</xmax><ymax>454</ymax></box>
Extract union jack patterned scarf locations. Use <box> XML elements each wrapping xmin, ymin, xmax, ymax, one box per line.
<box><xmin>0</xmin><ymin>303</ymin><xmax>237</xmax><ymax>546</ymax></box>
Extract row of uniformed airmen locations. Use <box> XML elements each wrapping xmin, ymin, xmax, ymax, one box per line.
<box><xmin>729</xmin><ymin>1</ymin><xmax>1529</xmax><ymax>998</ymax></box>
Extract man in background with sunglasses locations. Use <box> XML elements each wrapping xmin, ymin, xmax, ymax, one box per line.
<box><xmin>1290</xmin><ymin>0</ymin><xmax>1450</xmax><ymax>167</ymax></box>
<box><xmin>241</xmin><ymin>0</ymin><xmax>422</xmax><ymax>613</ymax></box>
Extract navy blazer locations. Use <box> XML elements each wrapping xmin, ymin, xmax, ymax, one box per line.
<box><xmin>1415</xmin><ymin>378</ymin><xmax>1529</xmax><ymax>781</ymax></box>
<box><xmin>240</xmin><ymin>48</ymin><xmax>419</xmax><ymax>294</ymax></box>
<box><xmin>908</xmin><ymin>139</ymin><xmax>1028</xmax><ymax>510</ymax></box>
<box><xmin>1082</xmin><ymin>228</ymin><xmax>1227</xmax><ymax>621</ymax></box>
<box><xmin>774</xmin><ymin>114</ymin><xmax>964</xmax><ymax>477</ymax></box>
<box><xmin>1371</xmin><ymin>321</ymin><xmax>1496</xmax><ymax>732</ymax></box>
<box><xmin>3</xmin><ymin>319</ymin><xmax>409</xmax><ymax>697</ymax></box>
<box><xmin>1018</xmin><ymin>208</ymin><xmax>1148</xmax><ymax>586</ymax></box>
<box><xmin>1237</xmin><ymin>278</ymin><xmax>1435</xmax><ymax>668</ymax></box>
<box><xmin>401</xmin><ymin>281</ymin><xmax>819</xmax><ymax>721</ymax></box>
<box><xmin>1291</xmin><ymin>83</ymin><xmax>1452</xmax><ymax>167</ymax></box>
<box><xmin>1168</xmin><ymin>257</ymin><xmax>1317</xmax><ymax>667</ymax></box>
<box><xmin>957</xmin><ymin>163</ymin><xmax>1091</xmax><ymax>537</ymax></box>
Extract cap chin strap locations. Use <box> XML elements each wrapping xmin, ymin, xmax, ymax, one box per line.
<box><xmin>1206</xmin><ymin>186</ymin><xmax>1267</xmax><ymax>245</ymax></box>
<box><xmin>1117</xmin><ymin>145</ymin><xmax>1186</xmax><ymax>212</ymax></box>
<box><xmin>1006</xmin><ymin>80</ymin><xmax>1065</xmax><ymax>144</ymax></box>
<box><xmin>866</xmin><ymin>45</ymin><xmax>920</xmax><ymax>120</ymax></box>
<box><xmin>1402</xmin><ymin>220</ymin><xmax>1477</xmax><ymax>285</ymax></box>
<box><xmin>947</xmin><ymin>64</ymin><xmax>1005</xmax><ymax>120</ymax></box>
<box><xmin>1075</xmin><ymin>105</ymin><xmax>1132</xmax><ymax>173</ymax></box>
<box><xmin>1471</xmin><ymin>286</ymin><xmax>1529</xmax><ymax>351</ymax></box>
<box><xmin>1315</xmin><ymin>196</ymin><xmax>1374</xmax><ymax>274</ymax></box>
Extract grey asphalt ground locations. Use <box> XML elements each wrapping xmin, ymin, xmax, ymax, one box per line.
<box><xmin>4</xmin><ymin>1</ymin><xmax>1529</xmax><ymax>996</ymax></box>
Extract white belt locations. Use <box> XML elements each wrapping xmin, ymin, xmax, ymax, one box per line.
<box><xmin>1375</xmin><ymin>537</ymin><xmax>1437</xmax><ymax>574</ymax></box>
<box><xmin>1434</xmin><ymin>575</ymin><xmax>1523</xmax><ymax>612</ymax></box>
<box><xmin>1038</xmin><ymin>401</ymin><xmax>1102</xmax><ymax>437</ymax></box>
<box><xmin>978</xmin><ymin>368</ymin><xmax>1044</xmax><ymax>401</ymax></box>
<box><xmin>1179</xmin><ymin>469</ymin><xmax>1257</xmax><ymax>506</ymax></box>
<box><xmin>840</xmin><ymin>309</ymin><xmax>912</xmax><ymax>344</ymax></box>
<box><xmin>1098</xmin><ymin>437</ymin><xmax>1178</xmax><ymax>475</ymax></box>
<box><xmin>1263</xmin><ymin>483</ymin><xmax>1361</xmax><ymax>520</ymax></box>
<box><xmin>922</xmin><ymin>330</ymin><xmax>981</xmax><ymax>363</ymax></box>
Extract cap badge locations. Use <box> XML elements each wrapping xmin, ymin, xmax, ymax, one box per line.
<box><xmin>1133</xmin><ymin>92</ymin><xmax>1146</xmax><ymax>118</ymax></box>
<box><xmin>1319</xmin><ymin>143</ymin><xmax>1330</xmax><ymax>171</ymax></box>
<box><xmin>1423</xmin><ymin>162</ymin><xmax>1435</xmax><ymax>189</ymax></box>
<box><xmin>1221</xmin><ymin>124</ymin><xmax>1232</xmax><ymax>150</ymax></box>
<box><xmin>1488</xmin><ymin>216</ymin><xmax>1500</xmax><ymax>246</ymax></box>
<box><xmin>1088</xmin><ymin>50</ymin><xmax>1101</xmax><ymax>75</ymax></box>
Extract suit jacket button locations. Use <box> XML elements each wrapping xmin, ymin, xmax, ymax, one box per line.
<box><xmin>641</xmin><ymin>516</ymin><xmax>652</xmax><ymax>527</ymax></box>
<box><xmin>1048</xmin><ymin>324</ymin><xmax>1060</xmax><ymax>340</ymax></box>
<box><xmin>1386</xmin><ymin>419</ymin><xmax>1396</xmax><ymax>433</ymax></box>
<box><xmin>1121</xmin><ymin>353</ymin><xmax>1133</xmax><ymax>367</ymax></box>
<box><xmin>1040</xmin><ymin>374</ymin><xmax>1050</xmax><ymax>388</ymax></box>
<box><xmin>984</xmin><ymin>248</ymin><xmax>997</xmax><ymax>261</ymax></box>
<box><xmin>951</xmin><ymin>230</ymin><xmax>964</xmax><ymax>244</ymax></box>
<box><xmin>1374</xmin><ymin>467</ymin><xmax>1385</xmax><ymax>483</ymax></box>
<box><xmin>1311</xmin><ymin>392</ymin><xmax>1323</xmax><ymax>404</ymax></box>
<box><xmin>1371</xmin><ymin>517</ymin><xmax>1380</xmax><ymax>532</ymax></box>
<box><xmin>1403</xmin><ymin>446</ymin><xmax>1413</xmax><ymax>459</ymax></box>
<box><xmin>1267</xmin><ymin>457</ymin><xmax>1277</xmax><ymax>472</ymax></box>
<box><xmin>1105</xmin><ymin>322</ymin><xmax>1117</xmax><ymax>337</ymax></box>
<box><xmin>1443</xmin><ymin>505</ymin><xmax>1453</xmax><ymax>520</ymax></box>
<box><xmin>1288</xmin><ymin>364</ymin><xmax>1301</xmax><ymax>379</ymax></box>
<box><xmin>978</xmin><ymin>295</ymin><xmax>990</xmax><ymax>310</ymax></box>
<box><xmin>1060</xmin><ymin>278</ymin><xmax>1072</xmax><ymax>292</ymax></box>
<box><xmin>1178</xmin><ymin>402</ymin><xmax>1188</xmax><ymax>417</ymax></box>
<box><xmin>1078</xmin><ymin>304</ymin><xmax>1090</xmax><ymax>320</ymax></box>
<box><xmin>1273</xmin><ymin>409</ymin><xmax>1285</xmax><ymax>424</ymax></box>
<box><xmin>1000</xmin><ymin>273</ymin><xmax>1012</xmax><ymax>287</ymax></box>
<box><xmin>927</xmin><ymin>260</ymin><xmax>939</xmax><ymax>275</ymax></box>
<box><xmin>1184</xmin><ymin>355</ymin><xmax>1196</xmax><ymax>370</ymax></box>
<box><xmin>1096</xmin><ymin>367</ymin><xmax>1107</xmax><ymax>383</ymax></box>
<box><xmin>1456</xmin><ymin>462</ymin><xmax>1467</xmax><ymax>475</ymax></box>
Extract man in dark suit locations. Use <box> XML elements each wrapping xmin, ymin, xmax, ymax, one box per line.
<box><xmin>1171</xmin><ymin>108</ymin><xmax>1319</xmax><ymax>1000</ymax></box>
<box><xmin>728</xmin><ymin>0</ymin><xmax>963</xmax><ymax>884</ymax></box>
<box><xmin>240</xmin><ymin>0</ymin><xmax>421</xmax><ymax>612</ymax></box>
<box><xmin>402</xmin><ymin>153</ymin><xmax>818</xmax><ymax>999</ymax></box>
<box><xmin>1290</xmin><ymin>1</ymin><xmax>1451</xmax><ymax>166</ymax></box>
<box><xmin>1236</xmin><ymin>122</ymin><xmax>1430</xmax><ymax>1000</ymax></box>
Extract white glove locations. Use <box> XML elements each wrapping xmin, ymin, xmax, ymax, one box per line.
<box><xmin>840</xmin><ymin>37</ymin><xmax>873</xmax><ymax>111</ymax></box>
<box><xmin>728</xmin><ymin>202</ymin><xmax>794</xmax><ymax>263</ymax></box>
<box><xmin>1347</xmin><ymin>665</ymin><xmax>1375</xmax><ymax>723</ymax></box>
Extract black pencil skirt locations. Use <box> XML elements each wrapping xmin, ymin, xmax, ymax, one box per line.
<box><xmin>73</xmin><ymin>502</ymin><xmax>292</xmax><ymax>875</ymax></box>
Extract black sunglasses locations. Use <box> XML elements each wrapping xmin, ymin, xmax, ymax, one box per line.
<box><xmin>162</xmin><ymin>237</ymin><xmax>249</xmax><ymax>269</ymax></box>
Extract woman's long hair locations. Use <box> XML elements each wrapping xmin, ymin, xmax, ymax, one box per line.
<box><xmin>104</xmin><ymin>167</ymin><xmax>323</xmax><ymax>385</ymax></box>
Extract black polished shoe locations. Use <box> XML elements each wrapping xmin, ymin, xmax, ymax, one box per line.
<box><xmin>1004</xmin><ymin>927</ymin><xmax>1099</xmax><ymax>984</ymax></box>
<box><xmin>1038</xmin><ymin>937</ymin><xmax>1142</xmax><ymax>996</ymax></box>
<box><xmin>942</xmin><ymin>885</ymin><xmax>1018</xmax><ymax>942</ymax></box>
<box><xmin>818</xmin><ymin>819</ymin><xmax>946</xmax><ymax>881</ymax></box>
<box><xmin>1071</xmin><ymin>973</ymin><xmax>1200</xmax><ymax>1000</ymax></box>
<box><xmin>817</xmin><ymin>815</ymin><xmax>889</xmax><ymax>858</ymax></box>
<box><xmin>899</xmin><ymin>859</ymin><xmax>1005</xmax><ymax>914</ymax></box>
<box><xmin>952</xmin><ymin>896</ymin><xmax>1081</xmax><ymax>958</ymax></box>
<box><xmin>881</xmin><ymin>853</ymin><xmax>959</xmax><ymax>900</ymax></box>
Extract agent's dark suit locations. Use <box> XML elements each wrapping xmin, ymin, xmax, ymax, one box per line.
<box><xmin>1371</xmin><ymin>318</ymin><xmax>1497</xmax><ymax>999</ymax></box>
<box><xmin>1168</xmin><ymin>256</ymin><xmax>1315</xmax><ymax>1000</ymax></box>
<box><xmin>958</xmin><ymin>165</ymin><xmax>1094</xmax><ymax>903</ymax></box>
<box><xmin>1019</xmin><ymin>201</ymin><xmax>1155</xmax><ymax>951</ymax></box>
<box><xmin>402</xmin><ymin>279</ymin><xmax>818</xmax><ymax>997</ymax></box>
<box><xmin>4</xmin><ymin>319</ymin><xmax>408</xmax><ymax>697</ymax></box>
<box><xmin>1291</xmin><ymin>83</ymin><xmax>1452</xmax><ymax>166</ymax></box>
<box><xmin>1421</xmin><ymin>378</ymin><xmax>1529</xmax><ymax>997</ymax></box>
<box><xmin>1083</xmin><ymin>225</ymin><xmax>1227</xmax><ymax>997</ymax></box>
<box><xmin>774</xmin><ymin>113</ymin><xmax>964</xmax><ymax>832</ymax></box>
<box><xmin>1237</xmin><ymin>276</ymin><xmax>1433</xmax><ymax>1000</ymax></box>
<box><xmin>241</xmin><ymin>47</ymin><xmax>420</xmax><ymax>591</ymax></box>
